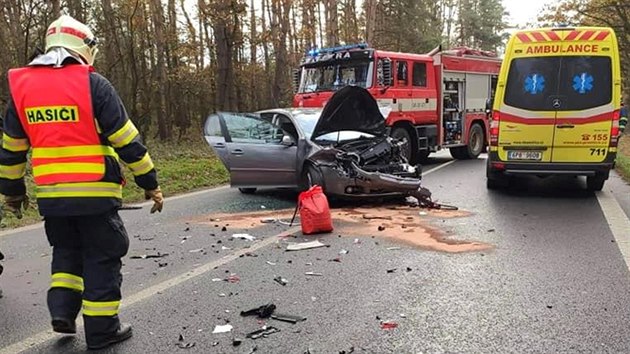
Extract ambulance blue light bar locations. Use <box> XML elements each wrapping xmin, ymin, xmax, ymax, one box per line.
<box><xmin>307</xmin><ymin>43</ymin><xmax>368</xmax><ymax>56</ymax></box>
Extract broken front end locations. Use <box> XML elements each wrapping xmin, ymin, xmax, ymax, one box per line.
<box><xmin>308</xmin><ymin>135</ymin><xmax>432</xmax><ymax>202</ymax></box>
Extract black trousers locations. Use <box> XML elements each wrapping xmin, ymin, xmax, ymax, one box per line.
<box><xmin>45</xmin><ymin>210</ymin><xmax>129</xmax><ymax>346</ymax></box>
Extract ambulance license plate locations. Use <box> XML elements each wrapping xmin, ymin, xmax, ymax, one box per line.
<box><xmin>507</xmin><ymin>151</ymin><xmax>542</xmax><ymax>161</ymax></box>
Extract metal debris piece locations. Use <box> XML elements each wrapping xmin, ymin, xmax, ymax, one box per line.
<box><xmin>305</xmin><ymin>272</ymin><xmax>323</xmax><ymax>276</ymax></box>
<box><xmin>266</xmin><ymin>261</ymin><xmax>277</xmax><ymax>266</ymax></box>
<box><xmin>339</xmin><ymin>249</ymin><xmax>349</xmax><ymax>255</ymax></box>
<box><xmin>362</xmin><ymin>215</ymin><xmax>392</xmax><ymax>220</ymax></box>
<box><xmin>274</xmin><ymin>276</ymin><xmax>288</xmax><ymax>286</ymax></box>
<box><xmin>232</xmin><ymin>234</ymin><xmax>256</xmax><ymax>241</ymax></box>
<box><xmin>240</xmin><ymin>303</ymin><xmax>276</xmax><ymax>318</ymax></box>
<box><xmin>212</xmin><ymin>324</ymin><xmax>233</xmax><ymax>334</ymax></box>
<box><xmin>271</xmin><ymin>313</ymin><xmax>306</xmax><ymax>324</ymax></box>
<box><xmin>353</xmin><ymin>238</ymin><xmax>361</xmax><ymax>244</ymax></box>
<box><xmin>246</xmin><ymin>326</ymin><xmax>281</xmax><ymax>340</ymax></box>
<box><xmin>189</xmin><ymin>248</ymin><xmax>203</xmax><ymax>253</ymax></box>
<box><xmin>286</xmin><ymin>240</ymin><xmax>328</xmax><ymax>251</ymax></box>
<box><xmin>130</xmin><ymin>252</ymin><xmax>168</xmax><ymax>259</ymax></box>
<box><xmin>221</xmin><ymin>246</ymin><xmax>232</xmax><ymax>250</ymax></box>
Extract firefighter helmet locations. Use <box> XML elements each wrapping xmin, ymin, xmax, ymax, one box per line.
<box><xmin>45</xmin><ymin>15</ymin><xmax>98</xmax><ymax>65</ymax></box>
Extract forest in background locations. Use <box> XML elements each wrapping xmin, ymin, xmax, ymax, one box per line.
<box><xmin>0</xmin><ymin>0</ymin><xmax>507</xmax><ymax>140</ymax></box>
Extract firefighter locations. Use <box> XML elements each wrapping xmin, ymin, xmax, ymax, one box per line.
<box><xmin>0</xmin><ymin>15</ymin><xmax>164</xmax><ymax>350</ymax></box>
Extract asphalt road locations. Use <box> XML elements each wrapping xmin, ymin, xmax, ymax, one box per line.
<box><xmin>1</xmin><ymin>151</ymin><xmax>630</xmax><ymax>353</ymax></box>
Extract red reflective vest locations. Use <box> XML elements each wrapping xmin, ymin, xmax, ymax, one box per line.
<box><xmin>8</xmin><ymin>65</ymin><xmax>116</xmax><ymax>186</ymax></box>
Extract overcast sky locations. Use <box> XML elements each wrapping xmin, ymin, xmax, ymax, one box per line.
<box><xmin>503</xmin><ymin>0</ymin><xmax>549</xmax><ymax>28</ymax></box>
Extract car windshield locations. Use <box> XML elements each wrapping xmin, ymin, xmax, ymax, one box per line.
<box><xmin>504</xmin><ymin>56</ymin><xmax>612</xmax><ymax>111</ymax></box>
<box><xmin>291</xmin><ymin>110</ymin><xmax>374</xmax><ymax>141</ymax></box>
<box><xmin>298</xmin><ymin>59</ymin><xmax>373</xmax><ymax>93</ymax></box>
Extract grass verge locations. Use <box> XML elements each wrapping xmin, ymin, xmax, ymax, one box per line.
<box><xmin>1</xmin><ymin>137</ymin><xmax>229</xmax><ymax>229</ymax></box>
<box><xmin>616</xmin><ymin>134</ymin><xmax>630</xmax><ymax>182</ymax></box>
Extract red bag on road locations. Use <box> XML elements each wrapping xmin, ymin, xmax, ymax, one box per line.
<box><xmin>298</xmin><ymin>185</ymin><xmax>333</xmax><ymax>235</ymax></box>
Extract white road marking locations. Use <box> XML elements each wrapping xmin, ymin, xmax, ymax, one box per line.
<box><xmin>422</xmin><ymin>159</ymin><xmax>457</xmax><ymax>176</ymax></box>
<box><xmin>0</xmin><ymin>159</ymin><xmax>460</xmax><ymax>352</ymax></box>
<box><xmin>0</xmin><ymin>185</ymin><xmax>230</xmax><ymax>238</ymax></box>
<box><xmin>0</xmin><ymin>227</ymin><xmax>299</xmax><ymax>354</ymax></box>
<box><xmin>596</xmin><ymin>190</ymin><xmax>630</xmax><ymax>269</ymax></box>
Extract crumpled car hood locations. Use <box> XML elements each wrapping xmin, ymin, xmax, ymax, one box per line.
<box><xmin>311</xmin><ymin>86</ymin><xmax>387</xmax><ymax>139</ymax></box>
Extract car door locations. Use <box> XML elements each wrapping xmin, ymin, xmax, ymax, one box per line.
<box><xmin>500</xmin><ymin>54</ymin><xmax>560</xmax><ymax>163</ymax></box>
<box><xmin>551</xmin><ymin>31</ymin><xmax>614</xmax><ymax>163</ymax></box>
<box><xmin>203</xmin><ymin>112</ymin><xmax>298</xmax><ymax>188</ymax></box>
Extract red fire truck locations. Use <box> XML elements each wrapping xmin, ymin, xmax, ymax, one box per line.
<box><xmin>292</xmin><ymin>43</ymin><xmax>502</xmax><ymax>164</ymax></box>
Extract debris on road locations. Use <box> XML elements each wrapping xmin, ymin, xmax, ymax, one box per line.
<box><xmin>212</xmin><ymin>324</ymin><xmax>234</xmax><ymax>334</ymax></box>
<box><xmin>232</xmin><ymin>338</ymin><xmax>243</xmax><ymax>346</ymax></box>
<box><xmin>266</xmin><ymin>261</ymin><xmax>277</xmax><ymax>266</ymax></box>
<box><xmin>378</xmin><ymin>226</ymin><xmax>386</xmax><ymax>231</ymax></box>
<box><xmin>387</xmin><ymin>247</ymin><xmax>401</xmax><ymax>250</ymax></box>
<box><xmin>261</xmin><ymin>218</ymin><xmax>276</xmax><ymax>223</ymax></box>
<box><xmin>419</xmin><ymin>211</ymin><xmax>428</xmax><ymax>216</ymax></box>
<box><xmin>240</xmin><ymin>303</ymin><xmax>277</xmax><ymax>318</ymax></box>
<box><xmin>329</xmin><ymin>257</ymin><xmax>341</xmax><ymax>263</ymax></box>
<box><xmin>339</xmin><ymin>249</ymin><xmax>349</xmax><ymax>255</ymax></box>
<box><xmin>274</xmin><ymin>276</ymin><xmax>289</xmax><ymax>286</ymax></box>
<box><xmin>305</xmin><ymin>272</ymin><xmax>323</xmax><ymax>276</ymax></box>
<box><xmin>246</xmin><ymin>326</ymin><xmax>281</xmax><ymax>339</ymax></box>
<box><xmin>353</xmin><ymin>238</ymin><xmax>361</xmax><ymax>244</ymax></box>
<box><xmin>176</xmin><ymin>334</ymin><xmax>196</xmax><ymax>349</ymax></box>
<box><xmin>380</xmin><ymin>321</ymin><xmax>398</xmax><ymax>329</ymax></box>
<box><xmin>232</xmin><ymin>233</ymin><xmax>256</xmax><ymax>241</ymax></box>
<box><xmin>286</xmin><ymin>240</ymin><xmax>328</xmax><ymax>251</ymax></box>
<box><xmin>226</xmin><ymin>274</ymin><xmax>240</xmax><ymax>283</ymax></box>
<box><xmin>363</xmin><ymin>214</ymin><xmax>392</xmax><ymax>220</ymax></box>
<box><xmin>158</xmin><ymin>262</ymin><xmax>168</xmax><ymax>268</ymax></box>
<box><xmin>130</xmin><ymin>252</ymin><xmax>168</xmax><ymax>259</ymax></box>
<box><xmin>386</xmin><ymin>268</ymin><xmax>397</xmax><ymax>273</ymax></box>
<box><xmin>189</xmin><ymin>248</ymin><xmax>203</xmax><ymax>253</ymax></box>
<box><xmin>221</xmin><ymin>246</ymin><xmax>232</xmax><ymax>251</ymax></box>
<box><xmin>271</xmin><ymin>313</ymin><xmax>306</xmax><ymax>324</ymax></box>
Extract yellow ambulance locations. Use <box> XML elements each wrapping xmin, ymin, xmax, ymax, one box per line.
<box><xmin>487</xmin><ymin>26</ymin><xmax>621</xmax><ymax>191</ymax></box>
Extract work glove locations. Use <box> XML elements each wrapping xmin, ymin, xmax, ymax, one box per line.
<box><xmin>145</xmin><ymin>187</ymin><xmax>163</xmax><ymax>214</ymax></box>
<box><xmin>5</xmin><ymin>195</ymin><xmax>28</xmax><ymax>219</ymax></box>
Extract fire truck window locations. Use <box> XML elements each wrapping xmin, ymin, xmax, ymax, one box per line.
<box><xmin>396</xmin><ymin>61</ymin><xmax>408</xmax><ymax>86</ymax></box>
<box><xmin>412</xmin><ymin>62</ymin><xmax>427</xmax><ymax>87</ymax></box>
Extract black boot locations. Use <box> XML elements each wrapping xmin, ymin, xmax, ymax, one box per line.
<box><xmin>87</xmin><ymin>323</ymin><xmax>133</xmax><ymax>350</ymax></box>
<box><xmin>52</xmin><ymin>317</ymin><xmax>76</xmax><ymax>334</ymax></box>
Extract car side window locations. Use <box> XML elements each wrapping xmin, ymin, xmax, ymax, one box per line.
<box><xmin>204</xmin><ymin>114</ymin><xmax>223</xmax><ymax>138</ymax></box>
<box><xmin>412</xmin><ymin>62</ymin><xmax>427</xmax><ymax>87</ymax></box>
<box><xmin>222</xmin><ymin>113</ymin><xmax>286</xmax><ymax>144</ymax></box>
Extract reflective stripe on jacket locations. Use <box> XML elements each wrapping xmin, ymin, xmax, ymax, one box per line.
<box><xmin>7</xmin><ymin>65</ymin><xmax>122</xmax><ymax>198</ymax></box>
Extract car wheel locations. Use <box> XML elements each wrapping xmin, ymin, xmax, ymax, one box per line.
<box><xmin>301</xmin><ymin>164</ymin><xmax>325</xmax><ymax>191</ymax></box>
<box><xmin>391</xmin><ymin>127</ymin><xmax>417</xmax><ymax>164</ymax></box>
<box><xmin>586</xmin><ymin>175</ymin><xmax>606</xmax><ymax>191</ymax></box>
<box><xmin>238</xmin><ymin>188</ymin><xmax>257</xmax><ymax>194</ymax></box>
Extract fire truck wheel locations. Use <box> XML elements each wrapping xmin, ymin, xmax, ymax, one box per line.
<box><xmin>391</xmin><ymin>127</ymin><xmax>416</xmax><ymax>164</ymax></box>
<box><xmin>450</xmin><ymin>123</ymin><xmax>484</xmax><ymax>160</ymax></box>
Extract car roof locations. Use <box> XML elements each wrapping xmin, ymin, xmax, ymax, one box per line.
<box><xmin>256</xmin><ymin>108</ymin><xmax>322</xmax><ymax>116</ymax></box>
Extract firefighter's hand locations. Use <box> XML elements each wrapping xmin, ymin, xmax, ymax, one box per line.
<box><xmin>144</xmin><ymin>187</ymin><xmax>163</xmax><ymax>214</ymax></box>
<box><xmin>5</xmin><ymin>195</ymin><xmax>28</xmax><ymax>219</ymax></box>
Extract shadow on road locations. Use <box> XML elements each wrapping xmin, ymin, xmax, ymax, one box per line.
<box><xmin>488</xmin><ymin>175</ymin><xmax>596</xmax><ymax>199</ymax></box>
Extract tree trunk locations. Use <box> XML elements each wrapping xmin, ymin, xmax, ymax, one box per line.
<box><xmin>149</xmin><ymin>0</ymin><xmax>170</xmax><ymax>140</ymax></box>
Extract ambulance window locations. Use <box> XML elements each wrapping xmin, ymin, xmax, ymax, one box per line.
<box><xmin>412</xmin><ymin>62</ymin><xmax>427</xmax><ymax>87</ymax></box>
<box><xmin>557</xmin><ymin>56</ymin><xmax>611</xmax><ymax>110</ymax></box>
<box><xmin>504</xmin><ymin>57</ymin><xmax>561</xmax><ymax>111</ymax></box>
<box><xmin>396</xmin><ymin>61</ymin><xmax>408</xmax><ymax>86</ymax></box>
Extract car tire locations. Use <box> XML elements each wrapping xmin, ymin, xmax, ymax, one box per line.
<box><xmin>238</xmin><ymin>188</ymin><xmax>257</xmax><ymax>194</ymax></box>
<box><xmin>586</xmin><ymin>175</ymin><xmax>606</xmax><ymax>191</ymax></box>
<box><xmin>391</xmin><ymin>127</ymin><xmax>417</xmax><ymax>164</ymax></box>
<box><xmin>302</xmin><ymin>164</ymin><xmax>325</xmax><ymax>192</ymax></box>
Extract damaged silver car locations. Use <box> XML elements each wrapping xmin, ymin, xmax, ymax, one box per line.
<box><xmin>203</xmin><ymin>86</ymin><xmax>432</xmax><ymax>202</ymax></box>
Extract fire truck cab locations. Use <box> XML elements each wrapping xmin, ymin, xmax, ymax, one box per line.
<box><xmin>292</xmin><ymin>44</ymin><xmax>502</xmax><ymax>164</ymax></box>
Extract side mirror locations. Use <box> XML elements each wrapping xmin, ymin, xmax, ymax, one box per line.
<box><xmin>281</xmin><ymin>135</ymin><xmax>295</xmax><ymax>147</ymax></box>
